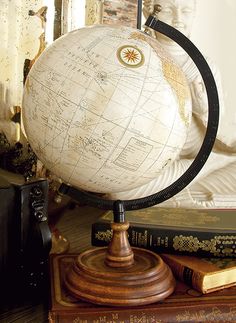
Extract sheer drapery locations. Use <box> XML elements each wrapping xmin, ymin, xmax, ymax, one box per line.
<box><xmin>0</xmin><ymin>0</ymin><xmax>44</xmax><ymax>142</ymax></box>
<box><xmin>0</xmin><ymin>0</ymin><xmax>43</xmax><ymax>110</ymax></box>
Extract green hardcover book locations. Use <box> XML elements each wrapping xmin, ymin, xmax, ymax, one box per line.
<box><xmin>91</xmin><ymin>207</ymin><xmax>236</xmax><ymax>257</ymax></box>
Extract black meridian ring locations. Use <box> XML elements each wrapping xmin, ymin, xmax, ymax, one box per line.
<box><xmin>60</xmin><ymin>15</ymin><xmax>219</xmax><ymax>211</ymax></box>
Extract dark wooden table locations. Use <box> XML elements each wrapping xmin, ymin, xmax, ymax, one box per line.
<box><xmin>0</xmin><ymin>205</ymin><xmax>104</xmax><ymax>323</ymax></box>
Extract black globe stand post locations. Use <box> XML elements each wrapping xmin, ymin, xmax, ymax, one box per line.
<box><xmin>113</xmin><ymin>200</ymin><xmax>125</xmax><ymax>223</ymax></box>
<box><xmin>62</xmin><ymin>5</ymin><xmax>219</xmax><ymax>306</ymax></box>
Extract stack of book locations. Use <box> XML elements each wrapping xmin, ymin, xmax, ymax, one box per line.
<box><xmin>49</xmin><ymin>207</ymin><xmax>236</xmax><ymax>322</ymax></box>
<box><xmin>91</xmin><ymin>207</ymin><xmax>236</xmax><ymax>294</ymax></box>
<box><xmin>49</xmin><ymin>254</ymin><xmax>236</xmax><ymax>322</ymax></box>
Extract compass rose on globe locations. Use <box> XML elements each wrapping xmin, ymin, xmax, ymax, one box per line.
<box><xmin>117</xmin><ymin>45</ymin><xmax>144</xmax><ymax>67</ymax></box>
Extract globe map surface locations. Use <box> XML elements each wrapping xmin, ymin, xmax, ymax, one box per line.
<box><xmin>22</xmin><ymin>25</ymin><xmax>191</xmax><ymax>194</ymax></box>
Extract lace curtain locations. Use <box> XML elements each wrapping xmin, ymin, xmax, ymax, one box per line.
<box><xmin>0</xmin><ymin>0</ymin><xmax>44</xmax><ymax>114</ymax></box>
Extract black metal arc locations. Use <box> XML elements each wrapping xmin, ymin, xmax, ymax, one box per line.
<box><xmin>60</xmin><ymin>15</ymin><xmax>219</xmax><ymax>211</ymax></box>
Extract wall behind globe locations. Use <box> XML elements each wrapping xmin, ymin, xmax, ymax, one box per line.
<box><xmin>191</xmin><ymin>0</ymin><xmax>236</xmax><ymax>146</ymax></box>
<box><xmin>140</xmin><ymin>0</ymin><xmax>235</xmax><ymax>145</ymax></box>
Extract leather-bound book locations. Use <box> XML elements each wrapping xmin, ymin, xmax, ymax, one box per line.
<box><xmin>161</xmin><ymin>254</ymin><xmax>236</xmax><ymax>293</ymax></box>
<box><xmin>91</xmin><ymin>207</ymin><xmax>236</xmax><ymax>258</ymax></box>
<box><xmin>49</xmin><ymin>254</ymin><xmax>236</xmax><ymax>323</ymax></box>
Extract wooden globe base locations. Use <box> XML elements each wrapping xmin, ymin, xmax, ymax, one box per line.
<box><xmin>64</xmin><ymin>220</ymin><xmax>175</xmax><ymax>306</ymax></box>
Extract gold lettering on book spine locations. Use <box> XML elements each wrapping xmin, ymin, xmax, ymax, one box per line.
<box><xmin>95</xmin><ymin>229</ymin><xmax>113</xmax><ymax>243</ymax></box>
<box><xmin>176</xmin><ymin>307</ymin><xmax>236</xmax><ymax>322</ymax></box>
<box><xmin>70</xmin><ymin>306</ymin><xmax>236</xmax><ymax>322</ymax></box>
<box><xmin>173</xmin><ymin>235</ymin><xmax>236</xmax><ymax>257</ymax></box>
<box><xmin>73</xmin><ymin>314</ymin><xmax>156</xmax><ymax>323</ymax></box>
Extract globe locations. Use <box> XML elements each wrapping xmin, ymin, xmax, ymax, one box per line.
<box><xmin>22</xmin><ymin>24</ymin><xmax>192</xmax><ymax>194</ymax></box>
<box><xmin>21</xmin><ymin>18</ymin><xmax>219</xmax><ymax>308</ymax></box>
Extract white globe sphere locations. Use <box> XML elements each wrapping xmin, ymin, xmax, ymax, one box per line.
<box><xmin>22</xmin><ymin>24</ymin><xmax>191</xmax><ymax>193</ymax></box>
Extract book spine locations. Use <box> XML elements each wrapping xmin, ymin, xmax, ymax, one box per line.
<box><xmin>49</xmin><ymin>305</ymin><xmax>236</xmax><ymax>323</ymax></box>
<box><xmin>91</xmin><ymin>222</ymin><xmax>236</xmax><ymax>258</ymax></box>
<box><xmin>160</xmin><ymin>254</ymin><xmax>204</xmax><ymax>293</ymax></box>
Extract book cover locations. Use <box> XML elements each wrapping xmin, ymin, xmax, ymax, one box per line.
<box><xmin>49</xmin><ymin>254</ymin><xmax>236</xmax><ymax>323</ymax></box>
<box><xmin>161</xmin><ymin>254</ymin><xmax>236</xmax><ymax>294</ymax></box>
<box><xmin>91</xmin><ymin>207</ymin><xmax>236</xmax><ymax>257</ymax></box>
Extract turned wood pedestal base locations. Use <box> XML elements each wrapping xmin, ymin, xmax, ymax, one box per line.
<box><xmin>64</xmin><ymin>219</ymin><xmax>175</xmax><ymax>306</ymax></box>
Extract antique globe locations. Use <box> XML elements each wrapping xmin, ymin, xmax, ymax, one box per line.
<box><xmin>22</xmin><ymin>19</ymin><xmax>219</xmax><ymax>307</ymax></box>
<box><xmin>22</xmin><ymin>24</ymin><xmax>192</xmax><ymax>195</ymax></box>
